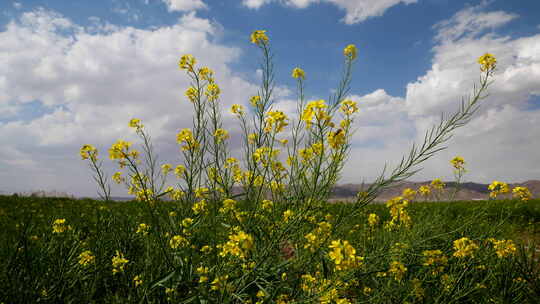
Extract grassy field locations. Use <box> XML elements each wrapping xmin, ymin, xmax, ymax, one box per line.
<box><xmin>1</xmin><ymin>195</ymin><xmax>539</xmax><ymax>303</ymax></box>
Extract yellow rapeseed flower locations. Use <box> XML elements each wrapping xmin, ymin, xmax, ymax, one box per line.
<box><xmin>129</xmin><ymin>118</ymin><xmax>143</xmax><ymax>129</ymax></box>
<box><xmin>250</xmin><ymin>30</ymin><xmax>269</xmax><ymax>45</ymax></box>
<box><xmin>133</xmin><ymin>275</ymin><xmax>143</xmax><ymax>287</ymax></box>
<box><xmin>52</xmin><ymin>218</ymin><xmax>70</xmax><ymax>233</ymax></box>
<box><xmin>112</xmin><ymin>171</ymin><xmax>124</xmax><ymax>184</ymax></box>
<box><xmin>170</xmin><ymin>235</ymin><xmax>189</xmax><ymax>249</ymax></box>
<box><xmin>213</xmin><ymin>128</ymin><xmax>229</xmax><ymax>142</ymax></box>
<box><xmin>488</xmin><ymin>180</ymin><xmax>510</xmax><ymax>198</ymax></box>
<box><xmin>512</xmin><ymin>186</ymin><xmax>532</xmax><ymax>201</ymax></box>
<box><xmin>388</xmin><ymin>261</ymin><xmax>407</xmax><ymax>281</ymax></box>
<box><xmin>179</xmin><ymin>54</ymin><xmax>196</xmax><ymax>70</ymax></box>
<box><xmin>111</xmin><ymin>250</ymin><xmax>129</xmax><ymax>274</ymax></box>
<box><xmin>292</xmin><ymin>67</ymin><xmax>305</xmax><ymax>80</ymax></box>
<box><xmin>343</xmin><ymin>44</ymin><xmax>358</xmax><ymax>61</ymax></box>
<box><xmin>452</xmin><ymin>237</ymin><xmax>478</xmax><ymax>258</ymax></box>
<box><xmin>198</xmin><ymin>67</ymin><xmax>214</xmax><ymax>81</ymax></box>
<box><xmin>78</xmin><ymin>250</ymin><xmax>95</xmax><ymax>266</ymax></box>
<box><xmin>80</xmin><ymin>144</ymin><xmax>98</xmax><ymax>161</ymax></box>
<box><xmin>478</xmin><ymin>53</ymin><xmax>496</xmax><ymax>72</ymax></box>
<box><xmin>450</xmin><ymin>156</ymin><xmax>465</xmax><ymax>170</ymax></box>
<box><xmin>185</xmin><ymin>86</ymin><xmax>198</xmax><ymax>103</ymax></box>
<box><xmin>231</xmin><ymin>104</ymin><xmax>245</xmax><ymax>115</ymax></box>
<box><xmin>250</xmin><ymin>95</ymin><xmax>261</xmax><ymax>107</ymax></box>
<box><xmin>367</xmin><ymin>213</ymin><xmax>379</xmax><ymax>227</ymax></box>
<box><xmin>339</xmin><ymin>100</ymin><xmax>358</xmax><ymax>115</ymax></box>
<box><xmin>205</xmin><ymin>83</ymin><xmax>220</xmax><ymax>102</ymax></box>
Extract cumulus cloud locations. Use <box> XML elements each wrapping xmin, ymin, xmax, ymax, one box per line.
<box><xmin>401</xmin><ymin>4</ymin><xmax>540</xmax><ymax>183</ymax></box>
<box><xmin>0</xmin><ymin>8</ymin><xmax>260</xmax><ymax>196</ymax></box>
<box><xmin>13</xmin><ymin>2</ymin><xmax>22</xmax><ymax>9</ymax></box>
<box><xmin>162</xmin><ymin>0</ymin><xmax>207</xmax><ymax>12</ymax></box>
<box><xmin>242</xmin><ymin>0</ymin><xmax>418</xmax><ymax>24</ymax></box>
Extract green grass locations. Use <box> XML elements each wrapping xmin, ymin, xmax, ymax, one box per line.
<box><xmin>1</xmin><ymin>195</ymin><xmax>539</xmax><ymax>303</ymax></box>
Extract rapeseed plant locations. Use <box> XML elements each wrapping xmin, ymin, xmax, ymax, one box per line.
<box><xmin>74</xmin><ymin>30</ymin><xmax>528</xmax><ymax>303</ymax></box>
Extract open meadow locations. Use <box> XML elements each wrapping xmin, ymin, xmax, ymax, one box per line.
<box><xmin>1</xmin><ymin>195</ymin><xmax>539</xmax><ymax>303</ymax></box>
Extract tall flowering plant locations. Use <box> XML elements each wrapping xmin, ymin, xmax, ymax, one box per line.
<box><xmin>80</xmin><ymin>31</ymin><xmax>499</xmax><ymax>302</ymax></box>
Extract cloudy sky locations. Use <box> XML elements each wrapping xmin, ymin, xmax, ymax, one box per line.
<box><xmin>1</xmin><ymin>0</ymin><xmax>539</xmax><ymax>197</ymax></box>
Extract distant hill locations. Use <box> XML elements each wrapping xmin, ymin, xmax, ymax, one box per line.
<box><xmin>4</xmin><ymin>180</ymin><xmax>539</xmax><ymax>202</ymax></box>
<box><xmin>330</xmin><ymin>180</ymin><xmax>540</xmax><ymax>202</ymax></box>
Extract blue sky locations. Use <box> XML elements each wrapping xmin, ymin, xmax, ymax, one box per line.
<box><xmin>1</xmin><ymin>0</ymin><xmax>540</xmax><ymax>196</ymax></box>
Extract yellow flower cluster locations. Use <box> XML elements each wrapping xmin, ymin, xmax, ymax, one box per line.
<box><xmin>478</xmin><ymin>53</ymin><xmax>497</xmax><ymax>72</ymax></box>
<box><xmin>178</xmin><ymin>54</ymin><xmax>196</xmax><ymax>70</ymax></box>
<box><xmin>388</xmin><ymin>261</ymin><xmax>407</xmax><ymax>281</ymax></box>
<box><xmin>252</xmin><ymin>146</ymin><xmax>280</xmax><ymax>167</ymax></box>
<box><xmin>196</xmin><ymin>266</ymin><xmax>209</xmax><ymax>283</ymax></box>
<box><xmin>452</xmin><ymin>237</ymin><xmax>479</xmax><ymax>258</ymax></box>
<box><xmin>205</xmin><ymin>83</ymin><xmax>220</xmax><ymax>102</ymax></box>
<box><xmin>192</xmin><ymin>199</ymin><xmax>208</xmax><ymax>215</ymax></box>
<box><xmin>512</xmin><ymin>186</ymin><xmax>532</xmax><ymax>201</ymax></box>
<box><xmin>185</xmin><ymin>86</ymin><xmax>198</xmax><ymax>103</ymax></box>
<box><xmin>282</xmin><ymin>209</ymin><xmax>294</xmax><ymax>223</ymax></box>
<box><xmin>213</xmin><ymin>128</ymin><xmax>229</xmax><ymax>142</ymax></box>
<box><xmin>328</xmin><ymin>239</ymin><xmax>364</xmax><ymax>271</ymax></box>
<box><xmin>129</xmin><ymin>118</ymin><xmax>143</xmax><ymax>130</ymax></box>
<box><xmin>367</xmin><ymin>213</ymin><xmax>379</xmax><ymax>227</ymax></box>
<box><xmin>327</xmin><ymin>129</ymin><xmax>346</xmax><ymax>149</ymax></box>
<box><xmin>385</xmin><ymin>196</ymin><xmax>412</xmax><ymax>230</ymax></box>
<box><xmin>250</xmin><ymin>30</ymin><xmax>269</xmax><ymax>46</ymax></box>
<box><xmin>431</xmin><ymin>178</ymin><xmax>445</xmax><ymax>190</ymax></box>
<box><xmin>339</xmin><ymin>100</ymin><xmax>358</xmax><ymax>115</ymax></box>
<box><xmin>219</xmin><ymin>227</ymin><xmax>254</xmax><ymax>260</ymax></box>
<box><xmin>80</xmin><ymin>144</ymin><xmax>98</xmax><ymax>161</ymax></box>
<box><xmin>304</xmin><ymin>221</ymin><xmax>332</xmax><ymax>252</ymax></box>
<box><xmin>343</xmin><ymin>44</ymin><xmax>358</xmax><ymax>61</ymax></box>
<box><xmin>488</xmin><ymin>181</ymin><xmax>509</xmax><ymax>198</ymax></box>
<box><xmin>422</xmin><ymin>250</ymin><xmax>448</xmax><ymax>275</ymax></box>
<box><xmin>488</xmin><ymin>238</ymin><xmax>517</xmax><ymax>258</ymax></box>
<box><xmin>301</xmin><ymin>100</ymin><xmax>329</xmax><ymax>128</ymax></box>
<box><xmin>230</xmin><ymin>104</ymin><xmax>245</xmax><ymax>116</ymax></box>
<box><xmin>111</xmin><ymin>250</ymin><xmax>129</xmax><ymax>274</ymax></box>
<box><xmin>418</xmin><ymin>185</ymin><xmax>431</xmax><ymax>196</ymax></box>
<box><xmin>291</xmin><ymin>67</ymin><xmax>305</xmax><ymax>80</ymax></box>
<box><xmin>78</xmin><ymin>250</ymin><xmax>95</xmax><ymax>266</ymax></box>
<box><xmin>211</xmin><ymin>274</ymin><xmax>229</xmax><ymax>291</ymax></box>
<box><xmin>264</xmin><ymin>110</ymin><xmax>288</xmax><ymax>133</ymax></box>
<box><xmin>112</xmin><ymin>172</ymin><xmax>124</xmax><ymax>184</ymax></box>
<box><xmin>450</xmin><ymin>156</ymin><xmax>465</xmax><ymax>171</ymax></box>
<box><xmin>249</xmin><ymin>95</ymin><xmax>262</xmax><ymax>108</ymax></box>
<box><xmin>169</xmin><ymin>235</ymin><xmax>189</xmax><ymax>249</ymax></box>
<box><xmin>402</xmin><ymin>188</ymin><xmax>417</xmax><ymax>201</ymax></box>
<box><xmin>219</xmin><ymin>198</ymin><xmax>237</xmax><ymax>214</ymax></box>
<box><xmin>136</xmin><ymin>223</ymin><xmax>150</xmax><ymax>236</ymax></box>
<box><xmin>176</xmin><ymin>128</ymin><xmax>199</xmax><ymax>151</ymax></box>
<box><xmin>133</xmin><ymin>275</ymin><xmax>143</xmax><ymax>287</ymax></box>
<box><xmin>198</xmin><ymin>66</ymin><xmax>214</xmax><ymax>82</ymax></box>
<box><xmin>109</xmin><ymin>140</ymin><xmax>136</xmax><ymax>161</ymax></box>
<box><xmin>52</xmin><ymin>218</ymin><xmax>71</xmax><ymax>233</ymax></box>
<box><xmin>174</xmin><ymin>164</ymin><xmax>186</xmax><ymax>179</ymax></box>
<box><xmin>161</xmin><ymin>163</ymin><xmax>172</xmax><ymax>175</ymax></box>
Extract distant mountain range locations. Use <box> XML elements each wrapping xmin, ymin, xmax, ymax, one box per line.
<box><xmin>4</xmin><ymin>180</ymin><xmax>539</xmax><ymax>202</ymax></box>
<box><xmin>330</xmin><ymin>180</ymin><xmax>540</xmax><ymax>202</ymax></box>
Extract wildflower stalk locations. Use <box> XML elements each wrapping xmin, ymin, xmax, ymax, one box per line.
<box><xmin>341</xmin><ymin>68</ymin><xmax>493</xmax><ymax>223</ymax></box>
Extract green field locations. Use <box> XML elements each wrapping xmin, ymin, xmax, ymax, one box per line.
<box><xmin>1</xmin><ymin>195</ymin><xmax>539</xmax><ymax>303</ymax></box>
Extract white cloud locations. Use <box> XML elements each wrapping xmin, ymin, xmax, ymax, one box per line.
<box><xmin>13</xmin><ymin>2</ymin><xmax>22</xmax><ymax>9</ymax></box>
<box><xmin>0</xmin><ymin>9</ymin><xmax>261</xmax><ymax>196</ymax></box>
<box><xmin>433</xmin><ymin>3</ymin><xmax>518</xmax><ymax>43</ymax></box>
<box><xmin>162</xmin><ymin>0</ymin><xmax>207</xmax><ymax>12</ymax></box>
<box><xmin>242</xmin><ymin>0</ymin><xmax>418</xmax><ymax>24</ymax></box>
<box><xmin>401</xmin><ymin>4</ymin><xmax>540</xmax><ymax>183</ymax></box>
